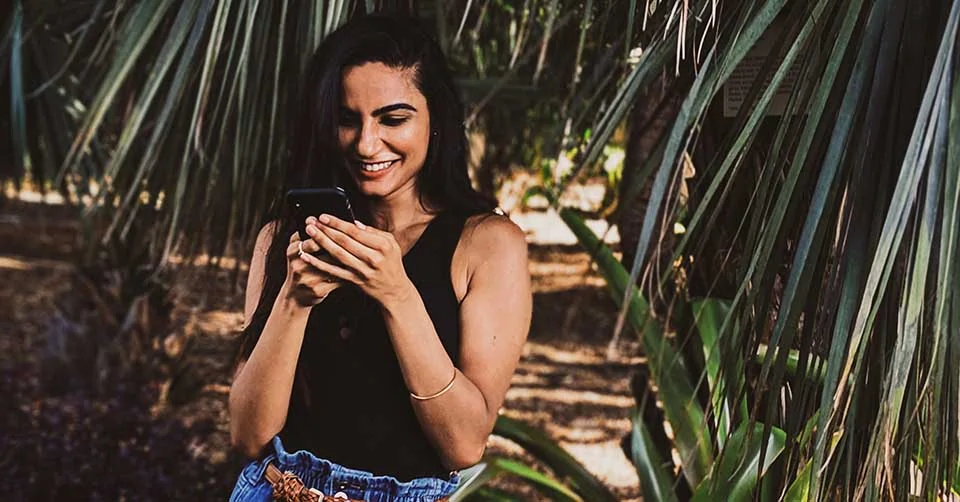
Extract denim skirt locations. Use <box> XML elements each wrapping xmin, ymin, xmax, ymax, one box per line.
<box><xmin>229</xmin><ymin>436</ymin><xmax>460</xmax><ymax>502</ymax></box>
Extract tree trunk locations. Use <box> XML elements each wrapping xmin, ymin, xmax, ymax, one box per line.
<box><xmin>616</xmin><ymin>71</ymin><xmax>693</xmax><ymax>500</ymax></box>
<box><xmin>617</xmin><ymin>72</ymin><xmax>685</xmax><ymax>271</ymax></box>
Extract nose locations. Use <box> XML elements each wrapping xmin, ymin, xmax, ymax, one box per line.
<box><xmin>355</xmin><ymin>120</ymin><xmax>381</xmax><ymax>158</ymax></box>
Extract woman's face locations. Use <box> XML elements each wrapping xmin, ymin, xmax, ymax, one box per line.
<box><xmin>337</xmin><ymin>62</ymin><xmax>431</xmax><ymax>201</ymax></box>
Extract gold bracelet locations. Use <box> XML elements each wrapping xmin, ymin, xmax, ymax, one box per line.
<box><xmin>410</xmin><ymin>368</ymin><xmax>457</xmax><ymax>401</ymax></box>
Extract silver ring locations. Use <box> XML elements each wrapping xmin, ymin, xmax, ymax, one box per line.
<box><xmin>297</xmin><ymin>240</ymin><xmax>304</xmax><ymax>257</ymax></box>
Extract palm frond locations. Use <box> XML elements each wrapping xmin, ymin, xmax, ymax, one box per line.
<box><xmin>555</xmin><ymin>0</ymin><xmax>960</xmax><ymax>499</ymax></box>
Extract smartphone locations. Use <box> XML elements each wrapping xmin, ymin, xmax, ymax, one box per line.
<box><xmin>285</xmin><ymin>187</ymin><xmax>357</xmax><ymax>240</ymax></box>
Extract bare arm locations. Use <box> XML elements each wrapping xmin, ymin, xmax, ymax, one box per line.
<box><xmin>396</xmin><ymin>216</ymin><xmax>531</xmax><ymax>469</ymax></box>
<box><xmin>228</xmin><ymin>222</ymin><xmax>339</xmax><ymax>458</ymax></box>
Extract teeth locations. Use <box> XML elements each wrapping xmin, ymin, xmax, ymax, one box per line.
<box><xmin>361</xmin><ymin>160</ymin><xmax>395</xmax><ymax>172</ymax></box>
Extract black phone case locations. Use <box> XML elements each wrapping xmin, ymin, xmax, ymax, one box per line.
<box><xmin>286</xmin><ymin>188</ymin><xmax>356</xmax><ymax>240</ymax></box>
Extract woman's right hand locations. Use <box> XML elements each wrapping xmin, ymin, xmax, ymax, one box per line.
<box><xmin>283</xmin><ymin>224</ymin><xmax>342</xmax><ymax>306</ymax></box>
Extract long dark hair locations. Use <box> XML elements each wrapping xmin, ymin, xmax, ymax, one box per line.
<box><xmin>236</xmin><ymin>14</ymin><xmax>496</xmax><ymax>363</ymax></box>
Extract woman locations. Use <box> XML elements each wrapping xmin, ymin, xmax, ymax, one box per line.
<box><xmin>228</xmin><ymin>14</ymin><xmax>532</xmax><ymax>502</ymax></box>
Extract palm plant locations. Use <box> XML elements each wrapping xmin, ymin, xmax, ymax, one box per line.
<box><xmin>547</xmin><ymin>0</ymin><xmax>960</xmax><ymax>499</ymax></box>
<box><xmin>5</xmin><ymin>0</ymin><xmax>376</xmax><ymax>266</ymax></box>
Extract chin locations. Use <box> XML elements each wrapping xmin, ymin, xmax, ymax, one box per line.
<box><xmin>350</xmin><ymin>161</ymin><xmax>420</xmax><ymax>199</ymax></box>
<box><xmin>355</xmin><ymin>183</ymin><xmax>391</xmax><ymax>198</ymax></box>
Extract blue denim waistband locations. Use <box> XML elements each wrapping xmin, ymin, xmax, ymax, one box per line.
<box><xmin>245</xmin><ymin>436</ymin><xmax>459</xmax><ymax>502</ymax></box>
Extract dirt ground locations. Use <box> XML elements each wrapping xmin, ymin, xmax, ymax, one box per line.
<box><xmin>0</xmin><ymin>198</ymin><xmax>642</xmax><ymax>501</ymax></box>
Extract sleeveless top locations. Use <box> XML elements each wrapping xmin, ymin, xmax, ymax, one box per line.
<box><xmin>280</xmin><ymin>210</ymin><xmax>467</xmax><ymax>481</ymax></box>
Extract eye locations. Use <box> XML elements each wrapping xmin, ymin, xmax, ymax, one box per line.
<box><xmin>381</xmin><ymin>115</ymin><xmax>409</xmax><ymax>127</ymax></box>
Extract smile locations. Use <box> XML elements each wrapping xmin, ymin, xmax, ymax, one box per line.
<box><xmin>359</xmin><ymin>159</ymin><xmax>399</xmax><ymax>173</ymax></box>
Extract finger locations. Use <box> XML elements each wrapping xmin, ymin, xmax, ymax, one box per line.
<box><xmin>310</xmin><ymin>223</ymin><xmax>380</xmax><ymax>266</ymax></box>
<box><xmin>317</xmin><ymin>214</ymin><xmax>386</xmax><ymax>249</ymax></box>
<box><xmin>299</xmin><ymin>238</ymin><xmax>322</xmax><ymax>255</ymax></box>
<box><xmin>289</xmin><ymin>231</ymin><xmax>301</xmax><ymax>243</ymax></box>
<box><xmin>300</xmin><ymin>266</ymin><xmax>343</xmax><ymax>288</ymax></box>
<box><xmin>300</xmin><ymin>251</ymin><xmax>361</xmax><ymax>284</ymax></box>
<box><xmin>288</xmin><ymin>236</ymin><xmax>327</xmax><ymax>264</ymax></box>
<box><xmin>287</xmin><ymin>237</ymin><xmax>318</xmax><ymax>261</ymax></box>
<box><xmin>299</xmin><ymin>270</ymin><xmax>338</xmax><ymax>289</ymax></box>
<box><xmin>307</xmin><ymin>224</ymin><xmax>371</xmax><ymax>273</ymax></box>
<box><xmin>286</xmin><ymin>240</ymin><xmax>301</xmax><ymax>259</ymax></box>
<box><xmin>291</xmin><ymin>259</ymin><xmax>334</xmax><ymax>285</ymax></box>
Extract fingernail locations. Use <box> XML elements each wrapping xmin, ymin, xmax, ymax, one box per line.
<box><xmin>305</xmin><ymin>216</ymin><xmax>317</xmax><ymax>225</ymax></box>
<box><xmin>305</xmin><ymin>225</ymin><xmax>316</xmax><ymax>235</ymax></box>
<box><xmin>355</xmin><ymin>220</ymin><xmax>366</xmax><ymax>230</ymax></box>
<box><xmin>318</xmin><ymin>214</ymin><xmax>330</xmax><ymax>224</ymax></box>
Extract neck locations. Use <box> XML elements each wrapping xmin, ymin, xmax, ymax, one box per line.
<box><xmin>368</xmin><ymin>183</ymin><xmax>432</xmax><ymax>232</ymax></box>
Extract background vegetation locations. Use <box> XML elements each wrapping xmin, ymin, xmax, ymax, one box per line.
<box><xmin>2</xmin><ymin>0</ymin><xmax>958</xmax><ymax>500</ymax></box>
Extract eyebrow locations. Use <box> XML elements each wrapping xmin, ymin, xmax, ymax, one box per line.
<box><xmin>339</xmin><ymin>103</ymin><xmax>417</xmax><ymax>118</ymax></box>
<box><xmin>371</xmin><ymin>103</ymin><xmax>417</xmax><ymax>116</ymax></box>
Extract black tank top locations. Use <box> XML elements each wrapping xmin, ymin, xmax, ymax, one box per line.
<box><xmin>280</xmin><ymin>210</ymin><xmax>466</xmax><ymax>481</ymax></box>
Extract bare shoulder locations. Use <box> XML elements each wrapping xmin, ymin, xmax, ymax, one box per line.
<box><xmin>464</xmin><ymin>212</ymin><xmax>526</xmax><ymax>249</ymax></box>
<box><xmin>451</xmin><ymin>212</ymin><xmax>528</xmax><ymax>299</ymax></box>
<box><xmin>460</xmin><ymin>213</ymin><xmax>528</xmax><ymax>274</ymax></box>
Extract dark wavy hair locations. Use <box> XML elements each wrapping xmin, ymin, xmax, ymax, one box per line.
<box><xmin>236</xmin><ymin>14</ymin><xmax>496</xmax><ymax>363</ymax></box>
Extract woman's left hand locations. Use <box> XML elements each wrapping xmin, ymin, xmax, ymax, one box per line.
<box><xmin>304</xmin><ymin>214</ymin><xmax>414</xmax><ymax>307</ymax></box>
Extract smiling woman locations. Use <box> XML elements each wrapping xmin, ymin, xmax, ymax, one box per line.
<box><xmin>227</xmin><ymin>14</ymin><xmax>532</xmax><ymax>502</ymax></box>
